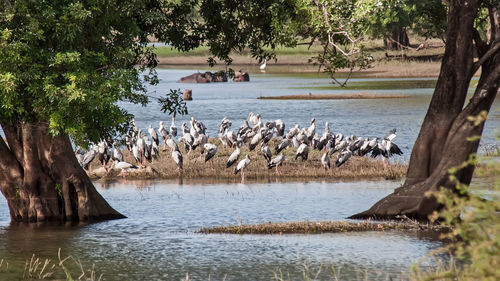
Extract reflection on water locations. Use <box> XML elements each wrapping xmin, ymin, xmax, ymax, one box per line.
<box><xmin>0</xmin><ymin>180</ymin><xmax>443</xmax><ymax>280</ymax></box>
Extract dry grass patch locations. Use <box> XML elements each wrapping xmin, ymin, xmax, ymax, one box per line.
<box><xmin>199</xmin><ymin>220</ymin><xmax>448</xmax><ymax>235</ymax></box>
<box><xmin>87</xmin><ymin>138</ymin><xmax>407</xmax><ymax>181</ymax></box>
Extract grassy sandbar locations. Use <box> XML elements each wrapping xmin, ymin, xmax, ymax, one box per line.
<box><xmin>87</xmin><ymin>138</ymin><xmax>407</xmax><ymax>181</ymax></box>
<box><xmin>199</xmin><ymin>220</ymin><xmax>448</xmax><ymax>235</ymax></box>
<box><xmin>258</xmin><ymin>93</ymin><xmax>410</xmax><ymax>100</ymax></box>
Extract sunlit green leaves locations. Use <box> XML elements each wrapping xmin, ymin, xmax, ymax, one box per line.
<box><xmin>467</xmin><ymin>110</ymin><xmax>488</xmax><ymax>126</ymax></box>
<box><xmin>426</xmin><ymin>162</ymin><xmax>500</xmax><ymax>280</ymax></box>
<box><xmin>158</xmin><ymin>89</ymin><xmax>188</xmax><ymax>118</ymax></box>
<box><xmin>0</xmin><ymin>72</ymin><xmax>21</xmax><ymax>117</ymax></box>
<box><xmin>0</xmin><ymin>0</ymin><xmax>159</xmax><ymax>145</ymax></box>
<box><xmin>420</xmin><ymin>129</ymin><xmax>500</xmax><ymax>280</ymax></box>
<box><xmin>0</xmin><ymin>0</ymin><xmax>301</xmax><ymax>146</ymax></box>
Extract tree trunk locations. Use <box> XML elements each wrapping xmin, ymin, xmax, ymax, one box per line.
<box><xmin>351</xmin><ymin>0</ymin><xmax>500</xmax><ymax>221</ymax></box>
<box><xmin>0</xmin><ymin>122</ymin><xmax>125</xmax><ymax>223</ymax></box>
<box><xmin>384</xmin><ymin>27</ymin><xmax>410</xmax><ymax>50</ymax></box>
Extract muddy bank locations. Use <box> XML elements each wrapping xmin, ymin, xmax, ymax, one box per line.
<box><xmin>258</xmin><ymin>93</ymin><xmax>410</xmax><ymax>100</ymax></box>
<box><xmin>157</xmin><ymin>56</ymin><xmax>443</xmax><ymax>78</ymax></box>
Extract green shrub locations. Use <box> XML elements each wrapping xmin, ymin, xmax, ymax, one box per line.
<box><xmin>413</xmin><ymin>145</ymin><xmax>500</xmax><ymax>280</ymax></box>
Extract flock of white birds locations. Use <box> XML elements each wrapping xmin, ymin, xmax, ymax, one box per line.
<box><xmin>75</xmin><ymin>112</ymin><xmax>403</xmax><ymax>179</ymax></box>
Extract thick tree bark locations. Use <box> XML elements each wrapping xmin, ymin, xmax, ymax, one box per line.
<box><xmin>351</xmin><ymin>0</ymin><xmax>500</xmax><ymax>221</ymax></box>
<box><xmin>0</xmin><ymin>122</ymin><xmax>125</xmax><ymax>223</ymax></box>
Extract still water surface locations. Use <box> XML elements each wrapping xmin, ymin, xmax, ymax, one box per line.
<box><xmin>1</xmin><ymin>70</ymin><xmax>495</xmax><ymax>280</ymax></box>
<box><xmin>127</xmin><ymin>68</ymin><xmax>499</xmax><ymax>159</ymax></box>
<box><xmin>0</xmin><ymin>180</ymin><xmax>442</xmax><ymax>280</ymax></box>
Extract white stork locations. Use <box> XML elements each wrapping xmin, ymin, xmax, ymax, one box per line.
<box><xmin>267</xmin><ymin>154</ymin><xmax>286</xmax><ymax>174</ymax></box>
<box><xmin>204</xmin><ymin>143</ymin><xmax>218</xmax><ymax>162</ymax></box>
<box><xmin>226</xmin><ymin>147</ymin><xmax>241</xmax><ymax>168</ymax></box>
<box><xmin>148</xmin><ymin>124</ymin><xmax>159</xmax><ymax>146</ymax></box>
<box><xmin>171</xmin><ymin>150</ymin><xmax>183</xmax><ymax>170</ymax></box>
<box><xmin>112</xmin><ymin>142</ymin><xmax>124</xmax><ymax>162</ymax></box>
<box><xmin>159</xmin><ymin>121</ymin><xmax>169</xmax><ymax>149</ymax></box>
<box><xmin>275</xmin><ymin>119</ymin><xmax>285</xmax><ymax>137</ymax></box>
<box><xmin>335</xmin><ymin>148</ymin><xmax>353</xmax><ymax>167</ymax></box>
<box><xmin>295</xmin><ymin>143</ymin><xmax>309</xmax><ymax>161</ymax></box>
<box><xmin>170</xmin><ymin>116</ymin><xmax>178</xmax><ymax>138</ymax></box>
<box><xmin>275</xmin><ymin>138</ymin><xmax>291</xmax><ymax>155</ymax></box>
<box><xmin>234</xmin><ymin>155</ymin><xmax>251</xmax><ymax>181</ymax></box>
<box><xmin>261</xmin><ymin>144</ymin><xmax>272</xmax><ymax>163</ymax></box>
<box><xmin>321</xmin><ymin>152</ymin><xmax>331</xmax><ymax>171</ymax></box>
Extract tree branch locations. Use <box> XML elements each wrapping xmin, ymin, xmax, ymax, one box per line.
<box><xmin>487</xmin><ymin>7</ymin><xmax>498</xmax><ymax>43</ymax></box>
<box><xmin>472</xmin><ymin>28</ymin><xmax>487</xmax><ymax>57</ymax></box>
<box><xmin>473</xmin><ymin>40</ymin><xmax>500</xmax><ymax>73</ymax></box>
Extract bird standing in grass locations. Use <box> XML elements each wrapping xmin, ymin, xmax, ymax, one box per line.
<box><xmin>261</xmin><ymin>144</ymin><xmax>272</xmax><ymax>163</ymax></box>
<box><xmin>159</xmin><ymin>121</ymin><xmax>169</xmax><ymax>149</ymax></box>
<box><xmin>275</xmin><ymin>138</ymin><xmax>291</xmax><ymax>154</ymax></box>
<box><xmin>234</xmin><ymin>155</ymin><xmax>251</xmax><ymax>182</ymax></box>
<box><xmin>80</xmin><ymin>145</ymin><xmax>98</xmax><ymax>171</ymax></box>
<box><xmin>268</xmin><ymin>154</ymin><xmax>286</xmax><ymax>174</ymax></box>
<box><xmin>179</xmin><ymin>133</ymin><xmax>194</xmax><ymax>153</ymax></box>
<box><xmin>321</xmin><ymin>152</ymin><xmax>330</xmax><ymax>171</ymax></box>
<box><xmin>295</xmin><ymin>143</ymin><xmax>309</xmax><ymax>161</ymax></box>
<box><xmin>359</xmin><ymin>137</ymin><xmax>378</xmax><ymax>156</ymax></box>
<box><xmin>170</xmin><ymin>116</ymin><xmax>177</xmax><ymax>138</ymax></box>
<box><xmin>148</xmin><ymin>124</ymin><xmax>159</xmax><ymax>147</ymax></box>
<box><xmin>335</xmin><ymin>148</ymin><xmax>352</xmax><ymax>167</ymax></box>
<box><xmin>306</xmin><ymin>118</ymin><xmax>316</xmax><ymax>143</ymax></box>
<box><xmin>226</xmin><ymin>147</ymin><xmax>241</xmax><ymax>168</ymax></box>
<box><xmin>204</xmin><ymin>143</ymin><xmax>218</xmax><ymax>162</ymax></box>
<box><xmin>171</xmin><ymin>150</ymin><xmax>183</xmax><ymax>171</ymax></box>
<box><xmin>112</xmin><ymin>142</ymin><xmax>124</xmax><ymax>162</ymax></box>
<box><xmin>182</xmin><ymin>122</ymin><xmax>189</xmax><ymax>135</ymax></box>
<box><xmin>165</xmin><ymin>135</ymin><xmax>179</xmax><ymax>152</ymax></box>
<box><xmin>249</xmin><ymin>131</ymin><xmax>262</xmax><ymax>151</ymax></box>
<box><xmin>275</xmin><ymin>119</ymin><xmax>285</xmax><ymax>137</ymax></box>
<box><xmin>97</xmin><ymin>140</ymin><xmax>110</xmax><ymax>169</ymax></box>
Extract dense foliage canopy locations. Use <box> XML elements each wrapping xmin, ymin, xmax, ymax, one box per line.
<box><xmin>0</xmin><ymin>0</ymin><xmax>298</xmax><ymax>146</ymax></box>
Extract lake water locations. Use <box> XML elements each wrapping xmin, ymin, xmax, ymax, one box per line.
<box><xmin>125</xmin><ymin>68</ymin><xmax>499</xmax><ymax>160</ymax></box>
<box><xmin>0</xmin><ymin>180</ymin><xmax>443</xmax><ymax>280</ymax></box>
<box><xmin>0</xmin><ymin>68</ymin><xmax>497</xmax><ymax>280</ymax></box>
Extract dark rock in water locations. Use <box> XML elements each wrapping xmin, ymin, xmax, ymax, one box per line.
<box><xmin>233</xmin><ymin>70</ymin><xmax>250</xmax><ymax>82</ymax></box>
<box><xmin>184</xmin><ymin>89</ymin><xmax>193</xmax><ymax>100</ymax></box>
<box><xmin>178</xmin><ymin>71</ymin><xmax>227</xmax><ymax>83</ymax></box>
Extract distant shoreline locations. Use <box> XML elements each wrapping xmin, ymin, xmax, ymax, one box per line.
<box><xmin>258</xmin><ymin>93</ymin><xmax>410</xmax><ymax>100</ymax></box>
<box><xmin>156</xmin><ymin>55</ymin><xmax>443</xmax><ymax>78</ymax></box>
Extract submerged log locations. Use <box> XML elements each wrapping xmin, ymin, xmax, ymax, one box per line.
<box><xmin>183</xmin><ymin>89</ymin><xmax>193</xmax><ymax>100</ymax></box>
